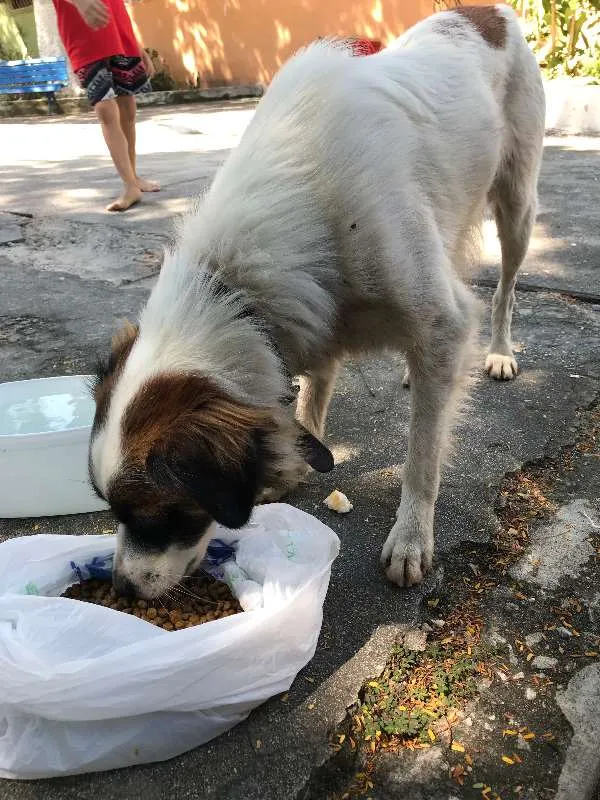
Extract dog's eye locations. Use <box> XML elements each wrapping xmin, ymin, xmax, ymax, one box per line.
<box><xmin>117</xmin><ymin>508</ymin><xmax>211</xmax><ymax>551</ymax></box>
<box><xmin>166</xmin><ymin>508</ymin><xmax>212</xmax><ymax>545</ymax></box>
<box><xmin>132</xmin><ymin>528</ymin><xmax>166</xmax><ymax>550</ymax></box>
<box><xmin>121</xmin><ymin>514</ymin><xmax>169</xmax><ymax>549</ymax></box>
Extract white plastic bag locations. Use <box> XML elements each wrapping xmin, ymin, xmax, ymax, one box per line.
<box><xmin>0</xmin><ymin>503</ymin><xmax>339</xmax><ymax>779</ymax></box>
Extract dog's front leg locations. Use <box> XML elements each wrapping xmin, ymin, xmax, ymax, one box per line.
<box><xmin>296</xmin><ymin>361</ymin><xmax>340</xmax><ymax>440</ymax></box>
<box><xmin>380</xmin><ymin>384</ymin><xmax>439</xmax><ymax>586</ymax></box>
<box><xmin>381</xmin><ymin>291</ymin><xmax>477</xmax><ymax>586</ymax></box>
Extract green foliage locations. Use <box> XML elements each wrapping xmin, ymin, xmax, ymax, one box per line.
<box><xmin>510</xmin><ymin>0</ymin><xmax>600</xmax><ymax>79</ymax></box>
<box><xmin>144</xmin><ymin>48</ymin><xmax>177</xmax><ymax>91</ymax></box>
<box><xmin>0</xmin><ymin>4</ymin><xmax>28</xmax><ymax>61</ymax></box>
<box><xmin>355</xmin><ymin>643</ymin><xmax>481</xmax><ymax>745</ymax></box>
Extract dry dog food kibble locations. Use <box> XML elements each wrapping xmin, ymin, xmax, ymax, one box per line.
<box><xmin>61</xmin><ymin>575</ymin><xmax>242</xmax><ymax>630</ymax></box>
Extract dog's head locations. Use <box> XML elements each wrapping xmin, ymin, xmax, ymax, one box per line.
<box><xmin>88</xmin><ymin>323</ymin><xmax>333</xmax><ymax>599</ymax></box>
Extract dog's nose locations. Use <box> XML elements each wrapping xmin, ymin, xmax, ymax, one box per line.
<box><xmin>112</xmin><ymin>572</ymin><xmax>137</xmax><ymax>597</ymax></box>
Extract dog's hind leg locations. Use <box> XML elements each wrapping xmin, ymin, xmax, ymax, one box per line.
<box><xmin>296</xmin><ymin>361</ymin><xmax>340</xmax><ymax>440</ymax></box>
<box><xmin>381</xmin><ymin>279</ymin><xmax>479</xmax><ymax>587</ymax></box>
<box><xmin>486</xmin><ymin>160</ymin><xmax>538</xmax><ymax>380</ymax></box>
<box><xmin>486</xmin><ymin>60</ymin><xmax>544</xmax><ymax>380</ymax></box>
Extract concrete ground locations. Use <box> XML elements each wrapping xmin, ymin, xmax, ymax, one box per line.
<box><xmin>0</xmin><ymin>104</ymin><xmax>599</xmax><ymax>800</ymax></box>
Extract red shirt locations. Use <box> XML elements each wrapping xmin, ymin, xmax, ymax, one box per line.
<box><xmin>52</xmin><ymin>0</ymin><xmax>140</xmax><ymax>71</ymax></box>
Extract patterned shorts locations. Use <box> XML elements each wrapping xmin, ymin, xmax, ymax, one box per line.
<box><xmin>76</xmin><ymin>55</ymin><xmax>151</xmax><ymax>107</ymax></box>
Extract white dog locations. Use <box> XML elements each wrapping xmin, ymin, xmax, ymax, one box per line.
<box><xmin>89</xmin><ymin>4</ymin><xmax>545</xmax><ymax>598</ymax></box>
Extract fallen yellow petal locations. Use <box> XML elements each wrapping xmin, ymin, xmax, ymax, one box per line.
<box><xmin>428</xmin><ymin>728</ymin><xmax>436</xmax><ymax>742</ymax></box>
<box><xmin>501</xmin><ymin>755</ymin><xmax>514</xmax><ymax>765</ymax></box>
<box><xmin>451</xmin><ymin>742</ymin><xmax>465</xmax><ymax>752</ymax></box>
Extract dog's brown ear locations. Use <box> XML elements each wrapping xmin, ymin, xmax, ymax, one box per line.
<box><xmin>122</xmin><ymin>375</ymin><xmax>274</xmax><ymax>528</ymax></box>
<box><xmin>296</xmin><ymin>423</ymin><xmax>334</xmax><ymax>472</ymax></box>
<box><xmin>143</xmin><ymin>390</ymin><xmax>275</xmax><ymax>529</ymax></box>
<box><xmin>91</xmin><ymin>321</ymin><xmax>139</xmax><ymax>423</ymax></box>
<box><xmin>147</xmin><ymin>425</ymin><xmax>266</xmax><ymax>529</ymax></box>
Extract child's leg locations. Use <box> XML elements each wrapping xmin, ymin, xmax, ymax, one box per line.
<box><xmin>110</xmin><ymin>56</ymin><xmax>159</xmax><ymax>194</ymax></box>
<box><xmin>115</xmin><ymin>95</ymin><xmax>159</xmax><ymax>193</ymax></box>
<box><xmin>76</xmin><ymin>60</ymin><xmax>141</xmax><ymax>211</ymax></box>
<box><xmin>95</xmin><ymin>98</ymin><xmax>142</xmax><ymax>211</ymax></box>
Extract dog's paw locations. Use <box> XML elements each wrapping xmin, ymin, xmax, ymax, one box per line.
<box><xmin>485</xmin><ymin>352</ymin><xmax>518</xmax><ymax>380</ymax></box>
<box><xmin>402</xmin><ymin>367</ymin><xmax>411</xmax><ymax>388</ymax></box>
<box><xmin>380</xmin><ymin>518</ymin><xmax>433</xmax><ymax>587</ymax></box>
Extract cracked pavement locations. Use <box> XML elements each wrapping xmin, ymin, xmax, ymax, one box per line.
<box><xmin>0</xmin><ymin>105</ymin><xmax>599</xmax><ymax>799</ymax></box>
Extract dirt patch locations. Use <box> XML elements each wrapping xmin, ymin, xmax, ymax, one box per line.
<box><xmin>0</xmin><ymin>314</ymin><xmax>63</xmax><ymax>348</ymax></box>
<box><xmin>304</xmin><ymin>400</ymin><xmax>600</xmax><ymax>800</ymax></box>
<box><xmin>2</xmin><ymin>217</ymin><xmax>165</xmax><ymax>286</ymax></box>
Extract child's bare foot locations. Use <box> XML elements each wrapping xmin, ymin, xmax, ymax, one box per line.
<box><xmin>106</xmin><ymin>185</ymin><xmax>142</xmax><ymax>212</ymax></box>
<box><xmin>136</xmin><ymin>177</ymin><xmax>160</xmax><ymax>192</ymax></box>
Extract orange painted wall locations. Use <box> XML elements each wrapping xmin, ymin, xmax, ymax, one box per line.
<box><xmin>128</xmin><ymin>0</ymin><xmax>497</xmax><ymax>87</ymax></box>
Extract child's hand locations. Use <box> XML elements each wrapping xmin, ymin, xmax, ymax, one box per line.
<box><xmin>71</xmin><ymin>0</ymin><xmax>110</xmax><ymax>29</ymax></box>
<box><xmin>141</xmin><ymin>49</ymin><xmax>156</xmax><ymax>79</ymax></box>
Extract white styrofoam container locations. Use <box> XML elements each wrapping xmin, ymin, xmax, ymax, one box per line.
<box><xmin>0</xmin><ymin>375</ymin><xmax>109</xmax><ymax>518</ymax></box>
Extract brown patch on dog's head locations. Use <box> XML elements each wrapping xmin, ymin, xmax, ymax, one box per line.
<box><xmin>110</xmin><ymin>374</ymin><xmax>276</xmax><ymax>530</ymax></box>
<box><xmin>453</xmin><ymin>5</ymin><xmax>507</xmax><ymax>49</ymax></box>
<box><xmin>91</xmin><ymin>321</ymin><xmax>139</xmax><ymax>429</ymax></box>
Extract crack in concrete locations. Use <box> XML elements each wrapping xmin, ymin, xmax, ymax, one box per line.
<box><xmin>120</xmin><ymin>270</ymin><xmax>162</xmax><ymax>286</ymax></box>
<box><xmin>3</xmin><ymin>211</ymin><xmax>33</xmax><ymax>219</ymax></box>
<box><xmin>2</xmin><ymin>209</ymin><xmax>171</xmax><ymax>240</ymax></box>
<box><xmin>472</xmin><ymin>278</ymin><xmax>600</xmax><ymax>305</ymax></box>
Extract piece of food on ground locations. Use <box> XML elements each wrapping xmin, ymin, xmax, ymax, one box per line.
<box><xmin>61</xmin><ymin>574</ymin><xmax>242</xmax><ymax>630</ymax></box>
<box><xmin>324</xmin><ymin>489</ymin><xmax>353</xmax><ymax>513</ymax></box>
